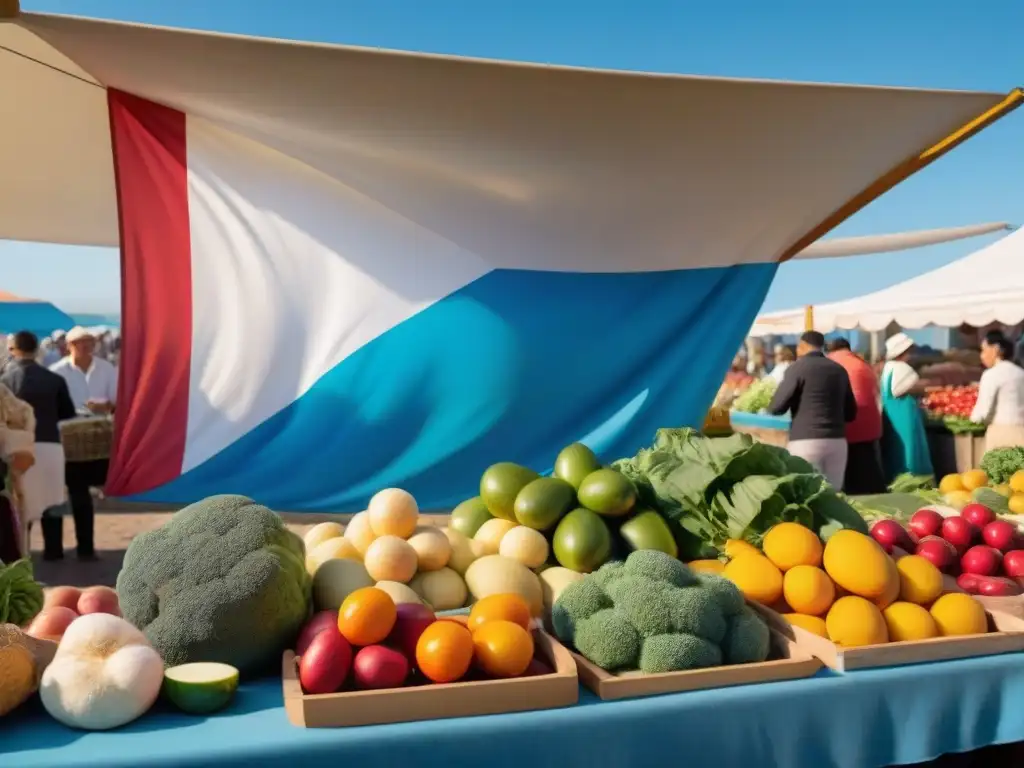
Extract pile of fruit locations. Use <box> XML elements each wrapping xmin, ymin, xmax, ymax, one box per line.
<box><xmin>922</xmin><ymin>385</ymin><xmax>984</xmax><ymax>434</ymax></box>
<box><xmin>870</xmin><ymin>500</ymin><xmax>1024</xmax><ymax>598</ymax></box>
<box><xmin>303</xmin><ymin>487</ymin><xmax>546</xmax><ymax>619</ymax></box>
<box><xmin>710</xmin><ymin>522</ymin><xmax>991</xmax><ymax>647</ymax></box>
<box><xmin>550</xmin><ymin>550</ymin><xmax>771</xmax><ymax>674</ymax></box>
<box><xmin>297</xmin><ymin>590</ymin><xmax>550</xmax><ymax>694</ymax></box>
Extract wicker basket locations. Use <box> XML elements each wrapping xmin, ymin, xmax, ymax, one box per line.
<box><xmin>59</xmin><ymin>417</ymin><xmax>114</xmax><ymax>462</ymax></box>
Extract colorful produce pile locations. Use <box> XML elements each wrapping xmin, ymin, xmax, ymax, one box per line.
<box><xmin>613</xmin><ymin>429</ymin><xmax>868</xmax><ymax>559</ymax></box>
<box><xmin>922</xmin><ymin>385</ymin><xmax>984</xmax><ymax>434</ymax></box>
<box><xmin>731</xmin><ymin>378</ymin><xmax>778</xmax><ymax>414</ymax></box>
<box><xmin>937</xmin><ymin>469</ymin><xmax>1024</xmax><ymax>515</ymax></box>
<box><xmin>297</xmin><ymin>590</ymin><xmax>548</xmax><ymax>694</ymax></box>
<box><xmin>551</xmin><ymin>550</ymin><xmax>771</xmax><ymax>673</ymax></box>
<box><xmin>713</xmin><ymin>522</ymin><xmax>991</xmax><ymax>646</ymax></box>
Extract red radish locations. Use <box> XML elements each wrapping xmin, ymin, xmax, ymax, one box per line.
<box><xmin>299</xmin><ymin>628</ymin><xmax>353</xmax><ymax>694</ymax></box>
<box><xmin>352</xmin><ymin>645</ymin><xmax>409</xmax><ymax>690</ymax></box>
<box><xmin>957</xmin><ymin>573</ymin><xmax>985</xmax><ymax>594</ymax></box>
<box><xmin>43</xmin><ymin>586</ymin><xmax>82</xmax><ymax>613</ymax></box>
<box><xmin>961</xmin><ymin>503</ymin><xmax>996</xmax><ymax>529</ymax></box>
<box><xmin>870</xmin><ymin>520</ymin><xmax>908</xmax><ymax>554</ymax></box>
<box><xmin>909</xmin><ymin>509</ymin><xmax>944</xmax><ymax>539</ymax></box>
<box><xmin>387</xmin><ymin>603</ymin><xmax>436</xmax><ymax>660</ymax></box>
<box><xmin>916</xmin><ymin>536</ymin><xmax>958</xmax><ymax>572</ymax></box>
<box><xmin>982</xmin><ymin>521</ymin><xmax>1017</xmax><ymax>553</ymax></box>
<box><xmin>1003</xmin><ymin>550</ymin><xmax>1024</xmax><ymax>579</ymax></box>
<box><xmin>941</xmin><ymin>517</ymin><xmax>976</xmax><ymax>553</ymax></box>
<box><xmin>295</xmin><ymin>610</ymin><xmax>340</xmax><ymax>655</ymax></box>
<box><xmin>977</xmin><ymin>576</ymin><xmax>1022</xmax><ymax>597</ymax></box>
<box><xmin>961</xmin><ymin>545</ymin><xmax>1001</xmax><ymax>576</ymax></box>
<box><xmin>77</xmin><ymin>586</ymin><xmax>121</xmax><ymax>617</ymax></box>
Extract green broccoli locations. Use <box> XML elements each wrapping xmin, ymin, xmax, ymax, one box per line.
<box><xmin>623</xmin><ymin>549</ymin><xmax>698</xmax><ymax>588</ymax></box>
<box><xmin>574</xmin><ymin>608</ymin><xmax>641</xmax><ymax>671</ymax></box>
<box><xmin>722</xmin><ymin>606</ymin><xmax>771</xmax><ymax>664</ymax></box>
<box><xmin>639</xmin><ymin>633</ymin><xmax>722</xmax><ymax>673</ymax></box>
<box><xmin>591</xmin><ymin>560</ymin><xmax>625</xmax><ymax>588</ymax></box>
<box><xmin>665</xmin><ymin>584</ymin><xmax>727</xmax><ymax>643</ymax></box>
<box><xmin>695</xmin><ymin>572</ymin><xmax>746</xmax><ymax>616</ymax></box>
<box><xmin>551</xmin><ymin>577</ymin><xmax>612</xmax><ymax>644</ymax></box>
<box><xmin>604</xmin><ymin>575</ymin><xmax>676</xmax><ymax>637</ymax></box>
<box><xmin>116</xmin><ymin>494</ymin><xmax>312</xmax><ymax>676</ymax></box>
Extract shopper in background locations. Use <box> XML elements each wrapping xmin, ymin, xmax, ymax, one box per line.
<box><xmin>881</xmin><ymin>332</ymin><xmax>934</xmax><ymax>480</ymax></box>
<box><xmin>767</xmin><ymin>331</ymin><xmax>858</xmax><ymax>489</ymax></box>
<box><xmin>827</xmin><ymin>338</ymin><xmax>886</xmax><ymax>494</ymax></box>
<box><xmin>970</xmin><ymin>330</ymin><xmax>1024</xmax><ymax>452</ymax></box>
<box><xmin>767</xmin><ymin>345</ymin><xmax>795</xmax><ymax>385</ymax></box>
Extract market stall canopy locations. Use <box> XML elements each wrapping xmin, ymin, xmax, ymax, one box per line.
<box><xmin>0</xmin><ymin>290</ymin><xmax>74</xmax><ymax>337</ymax></box>
<box><xmin>0</xmin><ymin>5</ymin><xmax>1020</xmax><ymax>509</ymax></box>
<box><xmin>751</xmin><ymin>225</ymin><xmax>1024</xmax><ymax>335</ymax></box>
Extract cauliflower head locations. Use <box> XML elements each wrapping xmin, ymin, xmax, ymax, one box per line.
<box><xmin>116</xmin><ymin>494</ymin><xmax>312</xmax><ymax>676</ymax></box>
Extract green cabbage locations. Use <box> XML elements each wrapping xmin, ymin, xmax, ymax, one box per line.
<box><xmin>0</xmin><ymin>558</ymin><xmax>44</xmax><ymax>627</ymax></box>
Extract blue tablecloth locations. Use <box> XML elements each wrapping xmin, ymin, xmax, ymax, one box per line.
<box><xmin>5</xmin><ymin>652</ymin><xmax>1024</xmax><ymax>768</ymax></box>
<box><xmin>729</xmin><ymin>410</ymin><xmax>792</xmax><ymax>431</ymax></box>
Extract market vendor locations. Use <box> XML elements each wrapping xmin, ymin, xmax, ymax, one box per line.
<box><xmin>827</xmin><ymin>338</ymin><xmax>886</xmax><ymax>494</ymax></box>
<box><xmin>766</xmin><ymin>345</ymin><xmax>795</xmax><ymax>385</ymax></box>
<box><xmin>969</xmin><ymin>331</ymin><xmax>1024</xmax><ymax>452</ymax></box>
<box><xmin>881</xmin><ymin>332</ymin><xmax>933</xmax><ymax>480</ymax></box>
<box><xmin>767</xmin><ymin>331</ymin><xmax>857</xmax><ymax>488</ymax></box>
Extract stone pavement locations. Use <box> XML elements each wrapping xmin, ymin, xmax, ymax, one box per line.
<box><xmin>26</xmin><ymin>506</ymin><xmax>335</xmax><ymax>588</ymax></box>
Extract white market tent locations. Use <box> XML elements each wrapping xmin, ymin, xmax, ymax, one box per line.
<box><xmin>750</xmin><ymin>224</ymin><xmax>1024</xmax><ymax>336</ymax></box>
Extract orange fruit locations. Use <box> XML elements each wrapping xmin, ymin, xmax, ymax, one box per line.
<box><xmin>467</xmin><ymin>593</ymin><xmax>532</xmax><ymax>633</ymax></box>
<box><xmin>416</xmin><ymin>620</ymin><xmax>475</xmax><ymax>683</ymax></box>
<box><xmin>338</xmin><ymin>587</ymin><xmax>397</xmax><ymax>646</ymax></box>
<box><xmin>472</xmin><ymin>619</ymin><xmax>535</xmax><ymax>678</ymax></box>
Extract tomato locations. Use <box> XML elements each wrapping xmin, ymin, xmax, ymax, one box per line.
<box><xmin>472</xmin><ymin>620</ymin><xmax>535</xmax><ymax>678</ymax></box>
<box><xmin>467</xmin><ymin>593</ymin><xmax>532</xmax><ymax>633</ymax></box>
<box><xmin>416</xmin><ymin>621</ymin><xmax>474</xmax><ymax>683</ymax></box>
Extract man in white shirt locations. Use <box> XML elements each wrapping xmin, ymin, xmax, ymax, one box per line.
<box><xmin>47</xmin><ymin>326</ymin><xmax>117</xmax><ymax>561</ymax></box>
<box><xmin>970</xmin><ymin>331</ymin><xmax>1024</xmax><ymax>452</ymax></box>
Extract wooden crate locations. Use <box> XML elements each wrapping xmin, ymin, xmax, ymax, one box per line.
<box><xmin>571</xmin><ymin>628</ymin><xmax>821</xmax><ymax>701</ymax></box>
<box><xmin>282</xmin><ymin>628</ymin><xmax>578</xmax><ymax>728</ymax></box>
<box><xmin>752</xmin><ymin>602</ymin><xmax>1024</xmax><ymax>673</ymax></box>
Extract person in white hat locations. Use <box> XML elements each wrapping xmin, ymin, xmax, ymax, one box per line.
<box><xmin>881</xmin><ymin>332</ymin><xmax>933</xmax><ymax>479</ymax></box>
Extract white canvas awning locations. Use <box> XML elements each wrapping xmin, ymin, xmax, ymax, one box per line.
<box><xmin>751</xmin><ymin>225</ymin><xmax>1024</xmax><ymax>335</ymax></box>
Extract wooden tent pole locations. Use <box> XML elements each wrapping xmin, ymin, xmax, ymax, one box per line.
<box><xmin>804</xmin><ymin>305</ymin><xmax>814</xmax><ymax>332</ymax></box>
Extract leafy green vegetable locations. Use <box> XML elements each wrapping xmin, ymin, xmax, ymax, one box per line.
<box><xmin>888</xmin><ymin>474</ymin><xmax>936</xmax><ymax>494</ymax></box>
<box><xmin>732</xmin><ymin>379</ymin><xmax>777</xmax><ymax>413</ymax></box>
<box><xmin>613</xmin><ymin>429</ymin><xmax>868</xmax><ymax>550</ymax></box>
<box><xmin>943</xmin><ymin>417</ymin><xmax>986</xmax><ymax>435</ymax></box>
<box><xmin>0</xmin><ymin>558</ymin><xmax>44</xmax><ymax>627</ymax></box>
<box><xmin>981</xmin><ymin>447</ymin><xmax>1024</xmax><ymax>485</ymax></box>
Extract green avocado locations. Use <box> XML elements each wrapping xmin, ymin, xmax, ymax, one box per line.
<box><xmin>577</xmin><ymin>468</ymin><xmax>637</xmax><ymax>517</ymax></box>
<box><xmin>480</xmin><ymin>462</ymin><xmax>540</xmax><ymax>521</ymax></box>
<box><xmin>619</xmin><ymin>509</ymin><xmax>678</xmax><ymax>558</ymax></box>
<box><xmin>449</xmin><ymin>497</ymin><xmax>493</xmax><ymax>537</ymax></box>
<box><xmin>513</xmin><ymin>477</ymin><xmax>576</xmax><ymax>531</ymax></box>
<box><xmin>553</xmin><ymin>443</ymin><xmax>602</xmax><ymax>490</ymax></box>
<box><xmin>552</xmin><ymin>508</ymin><xmax>612</xmax><ymax>573</ymax></box>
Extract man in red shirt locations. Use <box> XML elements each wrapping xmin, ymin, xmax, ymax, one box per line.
<box><xmin>827</xmin><ymin>338</ymin><xmax>886</xmax><ymax>494</ymax></box>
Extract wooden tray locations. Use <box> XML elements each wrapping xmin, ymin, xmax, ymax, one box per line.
<box><xmin>752</xmin><ymin>602</ymin><xmax>1024</xmax><ymax>673</ymax></box>
<box><xmin>283</xmin><ymin>628</ymin><xmax>578</xmax><ymax>728</ymax></box>
<box><xmin>571</xmin><ymin>628</ymin><xmax>821</xmax><ymax>701</ymax></box>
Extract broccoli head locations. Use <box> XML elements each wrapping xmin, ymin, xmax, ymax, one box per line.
<box><xmin>574</xmin><ymin>608</ymin><xmax>641</xmax><ymax>671</ymax></box>
<box><xmin>116</xmin><ymin>495</ymin><xmax>312</xmax><ymax>676</ymax></box>
<box><xmin>722</xmin><ymin>606</ymin><xmax>771</xmax><ymax>664</ymax></box>
<box><xmin>695</xmin><ymin>572</ymin><xmax>746</xmax><ymax>616</ymax></box>
<box><xmin>623</xmin><ymin>550</ymin><xmax>698</xmax><ymax>588</ymax></box>
<box><xmin>639</xmin><ymin>633</ymin><xmax>722</xmax><ymax>674</ymax></box>
<box><xmin>604</xmin><ymin>575</ymin><xmax>677</xmax><ymax>637</ymax></box>
<box><xmin>551</xmin><ymin>577</ymin><xmax>612</xmax><ymax>644</ymax></box>
<box><xmin>665</xmin><ymin>584</ymin><xmax>727</xmax><ymax>644</ymax></box>
<box><xmin>590</xmin><ymin>560</ymin><xmax>625</xmax><ymax>589</ymax></box>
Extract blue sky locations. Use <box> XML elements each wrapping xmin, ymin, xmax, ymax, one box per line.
<box><xmin>7</xmin><ymin>0</ymin><xmax>1023</xmax><ymax>314</ymax></box>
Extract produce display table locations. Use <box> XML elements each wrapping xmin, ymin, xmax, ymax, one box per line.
<box><xmin>6</xmin><ymin>652</ymin><xmax>1024</xmax><ymax>768</ymax></box>
<box><xmin>728</xmin><ymin>411</ymin><xmax>791</xmax><ymax>447</ymax></box>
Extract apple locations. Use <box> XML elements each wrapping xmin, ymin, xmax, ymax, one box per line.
<box><xmin>916</xmin><ymin>536</ymin><xmax>957</xmax><ymax>572</ymax></box>
<box><xmin>352</xmin><ymin>645</ymin><xmax>409</xmax><ymax>690</ymax></box>
<box><xmin>387</xmin><ymin>603</ymin><xmax>436</xmax><ymax>660</ymax></box>
<box><xmin>982</xmin><ymin>521</ymin><xmax>1017</xmax><ymax>553</ymax></box>
<box><xmin>295</xmin><ymin>610</ymin><xmax>340</xmax><ymax>655</ymax></box>
<box><xmin>870</xmin><ymin>520</ymin><xmax>909</xmax><ymax>554</ymax></box>
<box><xmin>77</xmin><ymin>586</ymin><xmax>121</xmax><ymax>617</ymax></box>
<box><xmin>1003</xmin><ymin>550</ymin><xmax>1024</xmax><ymax>579</ymax></box>
<box><xmin>961</xmin><ymin>545</ymin><xmax>1001</xmax><ymax>576</ymax></box>
<box><xmin>961</xmin><ymin>503</ymin><xmax>996</xmax><ymax>529</ymax></box>
<box><xmin>909</xmin><ymin>509</ymin><xmax>944</xmax><ymax>539</ymax></box>
<box><xmin>43</xmin><ymin>586</ymin><xmax>82</xmax><ymax>613</ymax></box>
<box><xmin>941</xmin><ymin>516</ymin><xmax>976</xmax><ymax>553</ymax></box>
<box><xmin>298</xmin><ymin>627</ymin><xmax>353</xmax><ymax>695</ymax></box>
